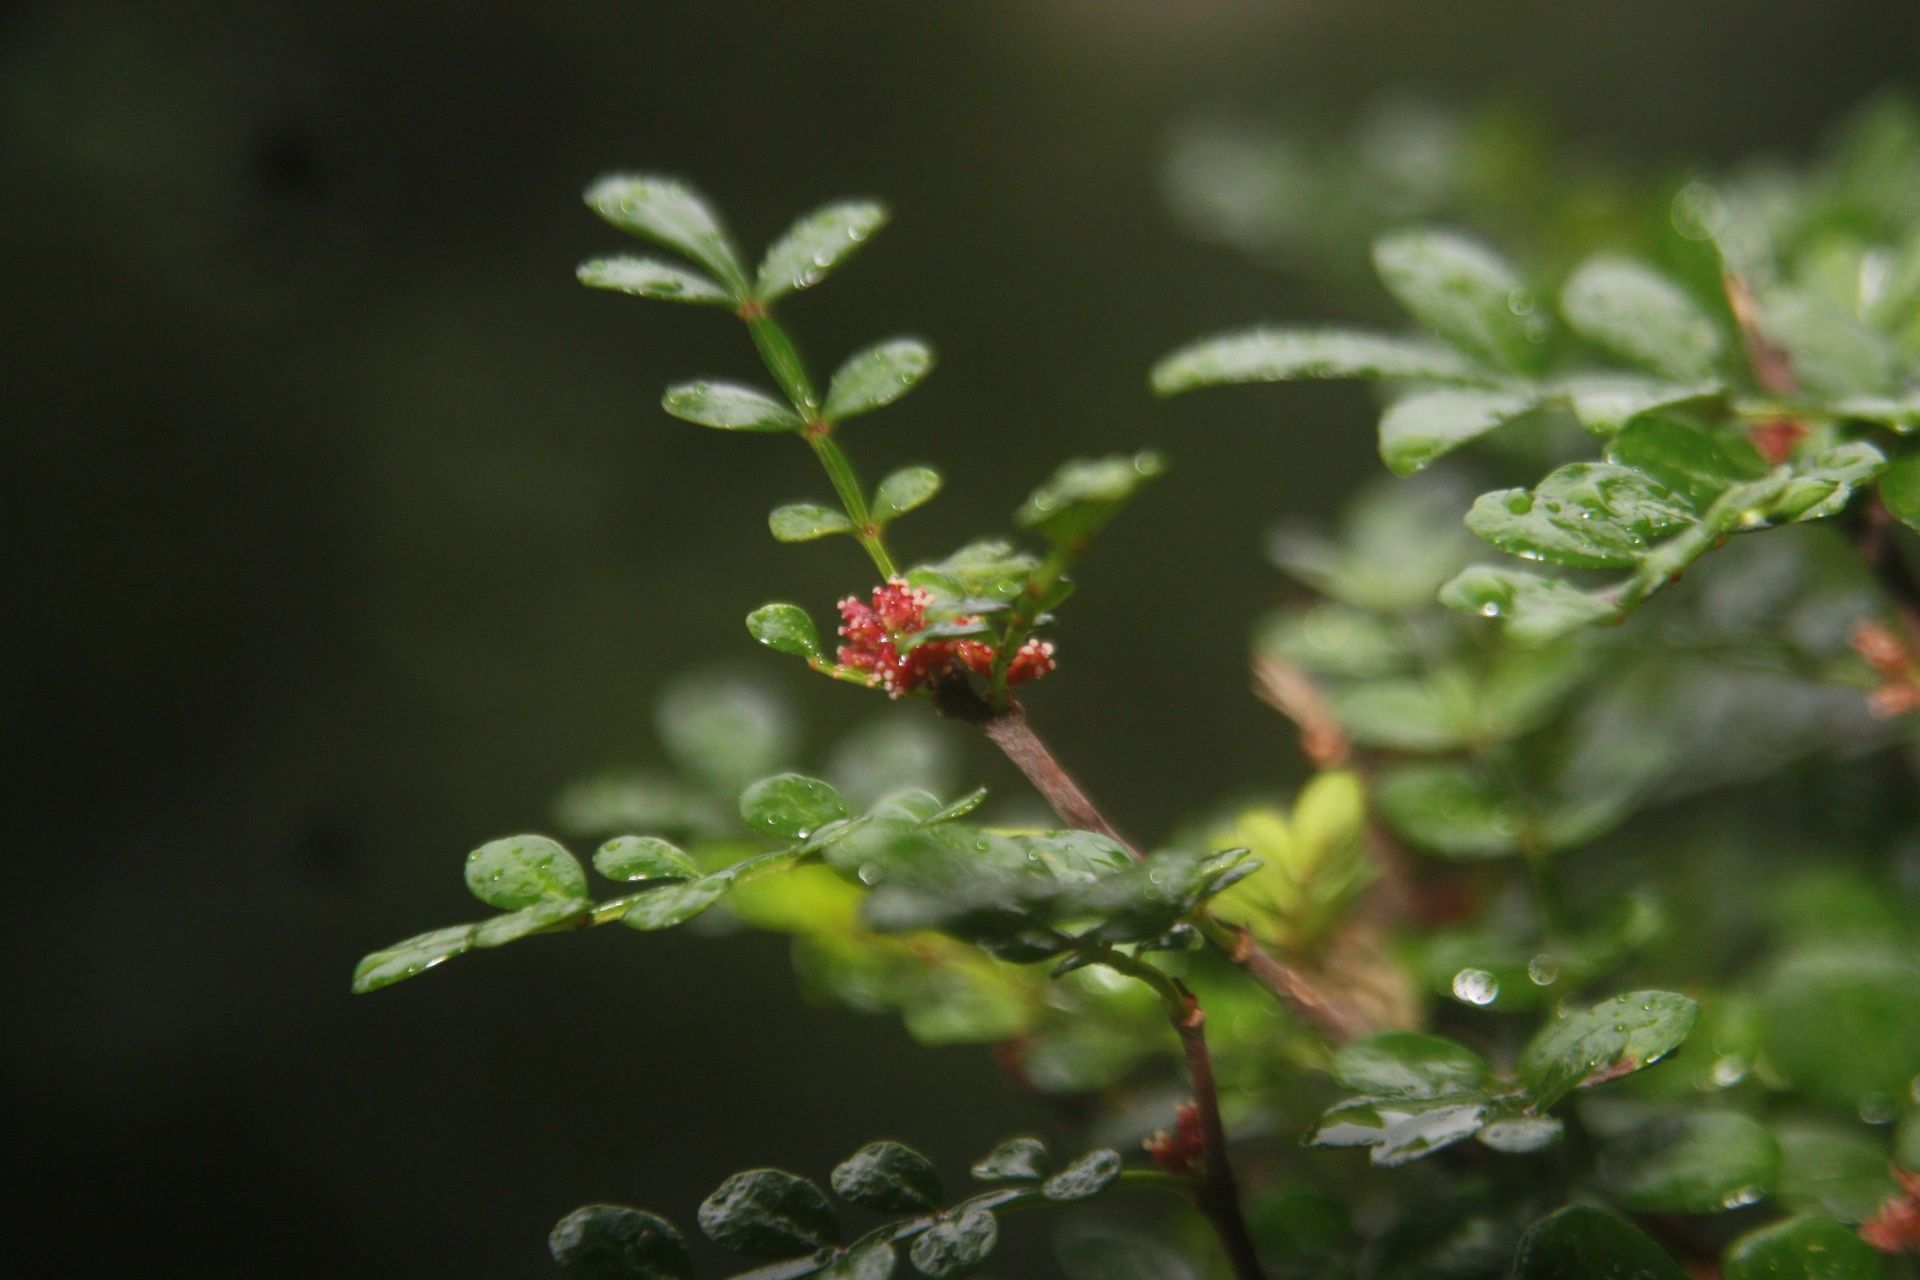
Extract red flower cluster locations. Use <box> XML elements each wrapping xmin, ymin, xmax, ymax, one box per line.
<box><xmin>1862</xmin><ymin>1167</ymin><xmax>1920</xmax><ymax>1255</ymax></box>
<box><xmin>835</xmin><ymin>579</ymin><xmax>1055</xmax><ymax>699</ymax></box>
<box><xmin>1144</xmin><ymin>1101</ymin><xmax>1205</xmax><ymax>1177</ymax></box>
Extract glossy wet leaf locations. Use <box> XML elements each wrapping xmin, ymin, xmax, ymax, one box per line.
<box><xmin>757</xmin><ymin>201</ymin><xmax>888</xmax><ymax>302</ymax></box>
<box><xmin>1724</xmin><ymin>1216</ymin><xmax>1886</xmax><ymax>1280</ymax></box>
<box><xmin>1838</xmin><ymin>392</ymin><xmax>1920</xmax><ymax>432</ymax></box>
<box><xmin>1477</xmin><ymin>1115</ymin><xmax>1564</xmax><ymax>1153</ymax></box>
<box><xmin>1372</xmin><ymin>762</ymin><xmax>1523</xmax><ymax>859</ymax></box>
<box><xmin>593</xmin><ymin>836</ymin><xmax>697</xmax><ymax>883</ymax></box>
<box><xmin>549</xmin><ymin>1205</ymin><xmax>694</xmax><ymax>1280</ymax></box>
<box><xmin>830</xmin><ymin>1141</ymin><xmax>943</xmax><ymax>1213</ymax></box>
<box><xmin>1152</xmin><ymin>327</ymin><xmax>1479</xmax><ymax>394</ymax></box>
<box><xmin>1308</xmin><ymin>1098</ymin><xmax>1490</xmax><ymax>1166</ymax></box>
<box><xmin>969</xmin><ymin>1137</ymin><xmax>1050</xmax><ymax>1182</ymax></box>
<box><xmin>352</xmin><ymin>924</ymin><xmax>476</xmax><ymax>993</ymax></box>
<box><xmin>1332</xmin><ymin>1032</ymin><xmax>1492</xmax><ymax>1098</ymax></box>
<box><xmin>1559</xmin><ymin>256</ymin><xmax>1726</xmax><ymax>382</ymax></box>
<box><xmin>662</xmin><ymin>380</ymin><xmax>802</xmax><ymax>432</ymax></box>
<box><xmin>472</xmin><ymin>898</ymin><xmax>585</xmax><ymax>947</ymax></box>
<box><xmin>1372</xmin><ymin>228</ymin><xmax>1541</xmax><ymax>372</ymax></box>
<box><xmin>1550</xmin><ymin>373</ymin><xmax>1722</xmax><ymax>435</ymax></box>
<box><xmin>769</xmin><ymin>502</ymin><xmax>856</xmax><ymax>542</ymax></box>
<box><xmin>1606</xmin><ymin>417</ymin><xmax>1767</xmax><ymax>512</ymax></box>
<box><xmin>821</xmin><ymin>1238</ymin><xmax>899</xmax><ymax>1280</ymax></box>
<box><xmin>825</xmin><ymin>339</ymin><xmax>934</xmax><ymax>421</ymax></box>
<box><xmin>872</xmin><ymin>466</ymin><xmax>943</xmax><ymax>522</ymax></box>
<box><xmin>1513</xmin><ymin>1206</ymin><xmax>1685</xmax><ymax>1280</ymax></box>
<box><xmin>1759</xmin><ymin>945</ymin><xmax>1920</xmax><ymax>1110</ymax></box>
<box><xmin>698</xmin><ymin>1169</ymin><xmax>840</xmax><ymax>1257</ymax></box>
<box><xmin>908</xmin><ymin>1206</ymin><xmax>997</xmax><ymax>1278</ymax></box>
<box><xmin>1878</xmin><ymin>450</ymin><xmax>1920</xmax><ymax>532</ymax></box>
<box><xmin>1377</xmin><ymin>387</ymin><xmax>1539</xmax><ymax>475</ymax></box>
<box><xmin>1774</xmin><ymin>1121</ymin><xmax>1900</xmax><ymax>1222</ymax></box>
<box><xmin>1017</xmin><ymin>451</ymin><xmax>1167</xmax><ymax>543</ymax></box>
<box><xmin>1518</xmin><ymin>990</ymin><xmax>1699</xmax><ymax>1107</ymax></box>
<box><xmin>740</xmin><ymin>773</ymin><xmax>849</xmax><ymax>839</ymax></box>
<box><xmin>1775</xmin><ymin>441</ymin><xmax>1888</xmax><ymax>521</ymax></box>
<box><xmin>1599</xmin><ymin>1111</ymin><xmax>1781</xmax><ymax>1214</ymax></box>
<box><xmin>620</xmin><ymin>876</ymin><xmax>730</xmax><ymax>931</ymax></box>
<box><xmin>1040</xmin><ymin>1148</ymin><xmax>1122</xmax><ymax>1201</ymax></box>
<box><xmin>584</xmin><ymin>174</ymin><xmax>745</xmax><ymax>290</ymax></box>
<box><xmin>464</xmin><ymin>835</ymin><xmax>588</xmax><ymax>910</ymax></box>
<box><xmin>577</xmin><ymin>255</ymin><xmax>731</xmax><ymax>306</ymax></box>
<box><xmin>747</xmin><ymin>603</ymin><xmax>826</xmax><ymax>662</ymax></box>
<box><xmin>1466</xmin><ymin>462</ymin><xmax>1696</xmax><ymax>569</ymax></box>
<box><xmin>1439</xmin><ymin>565</ymin><xmax>1620</xmax><ymax>643</ymax></box>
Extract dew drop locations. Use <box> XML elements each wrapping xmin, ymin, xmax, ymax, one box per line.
<box><xmin>1451</xmin><ymin>968</ymin><xmax>1499</xmax><ymax>1006</ymax></box>
<box><xmin>1527</xmin><ymin>954</ymin><xmax>1560</xmax><ymax>986</ymax></box>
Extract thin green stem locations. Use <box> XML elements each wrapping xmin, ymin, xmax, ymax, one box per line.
<box><xmin>739</xmin><ymin>304</ymin><xmax>900</xmax><ymax>581</ymax></box>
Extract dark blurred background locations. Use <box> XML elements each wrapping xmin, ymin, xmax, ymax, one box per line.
<box><xmin>7</xmin><ymin>1</ymin><xmax>1917</xmax><ymax>1275</ymax></box>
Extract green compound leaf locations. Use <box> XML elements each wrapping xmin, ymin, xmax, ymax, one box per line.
<box><xmin>619</xmin><ymin>875</ymin><xmax>731</xmax><ymax>931</ymax></box>
<box><xmin>1724</xmin><ymin>1215</ymin><xmax>1888</xmax><ymax>1280</ymax></box>
<box><xmin>1559</xmin><ymin>256</ymin><xmax>1726</xmax><ymax>382</ymax></box>
<box><xmin>1605</xmin><ymin>416</ymin><xmax>1767</xmax><ymax>512</ymax></box>
<box><xmin>740</xmin><ymin>773</ymin><xmax>849</xmax><ymax>839</ymax></box>
<box><xmin>1879</xmin><ymin>450</ymin><xmax>1920</xmax><ymax>532</ymax></box>
<box><xmin>1017</xmin><ymin>451</ymin><xmax>1167</xmax><ymax>543</ymax></box>
<box><xmin>1378</xmin><ymin>387</ymin><xmax>1539</xmax><ymax>476</ymax></box>
<box><xmin>747</xmin><ymin>603</ymin><xmax>826</xmax><ymax>662</ymax></box>
<box><xmin>593</xmin><ymin>835</ymin><xmax>698</xmax><ymax>883</ymax></box>
<box><xmin>1332</xmin><ymin>1032</ymin><xmax>1492</xmax><ymax>1099</ymax></box>
<box><xmin>352</xmin><ymin>924</ymin><xmax>477</xmax><ymax>993</ymax></box>
<box><xmin>1774</xmin><ymin>441</ymin><xmax>1888</xmax><ymax>522</ymax></box>
<box><xmin>1513</xmin><ymin>1206</ymin><xmax>1685</xmax><ymax>1280</ymax></box>
<box><xmin>550</xmin><ymin>1205</ymin><xmax>694</xmax><ymax>1280</ymax></box>
<box><xmin>757</xmin><ymin>201</ymin><xmax>889</xmax><ymax>302</ymax></box>
<box><xmin>662</xmin><ymin>380</ymin><xmax>803</xmax><ymax>432</ymax></box>
<box><xmin>825</xmin><ymin>339</ymin><xmax>935</xmax><ymax>421</ymax></box>
<box><xmin>830</xmin><ymin>1141</ymin><xmax>943</xmax><ymax>1213</ymax></box>
<box><xmin>969</xmin><ymin>1137</ymin><xmax>1051</xmax><ymax>1182</ymax></box>
<box><xmin>698</xmin><ymin>1169</ymin><xmax>841</xmax><ymax>1258</ymax></box>
<box><xmin>770</xmin><ymin>503</ymin><xmax>856</xmax><ymax>542</ymax></box>
<box><xmin>1438</xmin><ymin>566</ymin><xmax>1619</xmax><ymax>643</ymax></box>
<box><xmin>1466</xmin><ymin>462</ymin><xmax>1697</xmax><ymax>570</ymax></box>
<box><xmin>1041</xmin><ymin>1149</ymin><xmax>1122</xmax><ymax>1200</ymax></box>
<box><xmin>873</xmin><ymin>466</ymin><xmax>943</xmax><ymax>523</ymax></box>
<box><xmin>584</xmin><ymin>173</ymin><xmax>746</xmax><ymax>291</ymax></box>
<box><xmin>1372</xmin><ymin>762</ymin><xmax>1523</xmax><ymax>859</ymax></box>
<box><xmin>464</xmin><ymin>835</ymin><xmax>588</xmax><ymax>910</ymax></box>
<box><xmin>908</xmin><ymin>1205</ymin><xmax>997</xmax><ymax>1278</ymax></box>
<box><xmin>1372</xmin><ymin>228</ymin><xmax>1543</xmax><ymax>373</ymax></box>
<box><xmin>1152</xmin><ymin>327</ymin><xmax>1481</xmax><ymax>394</ymax></box>
<box><xmin>576</xmin><ymin>255</ymin><xmax>732</xmax><ymax>306</ymax></box>
<box><xmin>1598</xmin><ymin>1112</ymin><xmax>1782</xmax><ymax>1215</ymax></box>
<box><xmin>1518</xmin><ymin>990</ymin><xmax>1699</xmax><ymax>1108</ymax></box>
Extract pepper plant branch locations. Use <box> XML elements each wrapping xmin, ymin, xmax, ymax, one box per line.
<box><xmin>1093</xmin><ymin>950</ymin><xmax>1269</xmax><ymax>1280</ymax></box>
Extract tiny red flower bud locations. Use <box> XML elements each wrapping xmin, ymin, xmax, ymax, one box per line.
<box><xmin>832</xmin><ymin>579</ymin><xmax>1056</xmax><ymax>698</ymax></box>
<box><xmin>1144</xmin><ymin>1101</ymin><xmax>1205</xmax><ymax>1177</ymax></box>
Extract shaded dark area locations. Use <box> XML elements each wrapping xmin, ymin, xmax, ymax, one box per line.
<box><xmin>7</xmin><ymin>2</ymin><xmax>1917</xmax><ymax>1275</ymax></box>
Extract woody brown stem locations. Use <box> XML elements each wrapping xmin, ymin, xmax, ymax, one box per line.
<box><xmin>1172</xmin><ymin>993</ymin><xmax>1268</xmax><ymax>1280</ymax></box>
